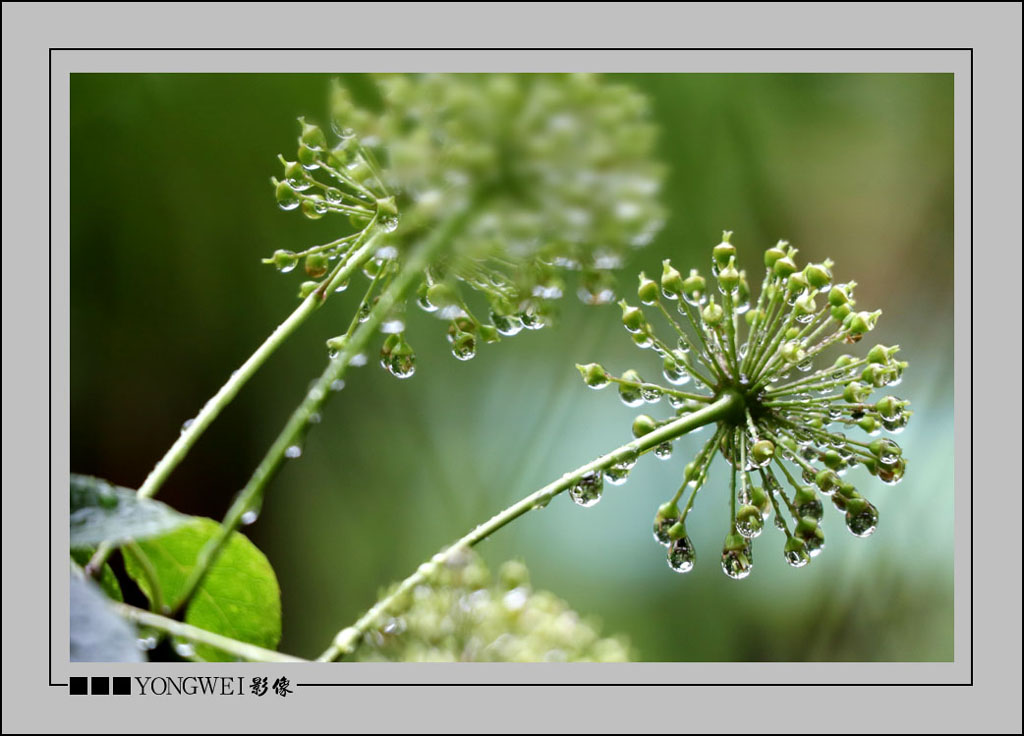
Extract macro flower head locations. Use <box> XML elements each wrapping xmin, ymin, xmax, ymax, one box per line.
<box><xmin>267</xmin><ymin>73</ymin><xmax>665</xmax><ymax>374</ymax></box>
<box><xmin>576</xmin><ymin>232</ymin><xmax>911</xmax><ymax>578</ymax></box>
<box><xmin>351</xmin><ymin>549</ymin><xmax>630</xmax><ymax>662</ymax></box>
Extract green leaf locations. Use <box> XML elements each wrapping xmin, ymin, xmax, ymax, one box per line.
<box><xmin>70</xmin><ymin>548</ymin><xmax>123</xmax><ymax>602</ymax></box>
<box><xmin>70</xmin><ymin>474</ymin><xmax>190</xmax><ymax>548</ymax></box>
<box><xmin>122</xmin><ymin>518</ymin><xmax>281</xmax><ymax>661</ymax></box>
<box><xmin>70</xmin><ymin>573</ymin><xmax>143</xmax><ymax>662</ymax></box>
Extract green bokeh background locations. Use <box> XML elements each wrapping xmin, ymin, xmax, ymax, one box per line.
<box><xmin>71</xmin><ymin>73</ymin><xmax>954</xmax><ymax>661</ymax></box>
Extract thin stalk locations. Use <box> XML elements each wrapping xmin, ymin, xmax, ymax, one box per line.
<box><xmin>85</xmin><ymin>226</ymin><xmax>384</xmax><ymax>578</ymax></box>
<box><xmin>113</xmin><ymin>603</ymin><xmax>307</xmax><ymax>663</ymax></box>
<box><xmin>173</xmin><ymin>208</ymin><xmax>473</xmax><ymax>613</ymax></box>
<box><xmin>317</xmin><ymin>390</ymin><xmax>743</xmax><ymax>662</ymax></box>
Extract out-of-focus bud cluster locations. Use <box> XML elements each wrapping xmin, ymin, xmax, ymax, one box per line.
<box><xmin>575</xmin><ymin>232</ymin><xmax>911</xmax><ymax>579</ymax></box>
<box><xmin>351</xmin><ymin>548</ymin><xmax>630</xmax><ymax>662</ymax></box>
<box><xmin>269</xmin><ymin>73</ymin><xmax>665</xmax><ymax>372</ymax></box>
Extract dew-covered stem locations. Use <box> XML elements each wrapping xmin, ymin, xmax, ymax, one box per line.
<box><xmin>85</xmin><ymin>227</ymin><xmax>385</xmax><ymax>579</ymax></box>
<box><xmin>316</xmin><ymin>390</ymin><xmax>742</xmax><ymax>662</ymax></box>
<box><xmin>172</xmin><ymin>209</ymin><xmax>473</xmax><ymax>613</ymax></box>
<box><xmin>113</xmin><ymin>603</ymin><xmax>307</xmax><ymax>663</ymax></box>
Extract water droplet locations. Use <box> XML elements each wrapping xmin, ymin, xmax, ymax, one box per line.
<box><xmin>284</xmin><ymin>445</ymin><xmax>302</xmax><ymax>459</ymax></box>
<box><xmin>181</xmin><ymin>417</ymin><xmax>195</xmax><ymax>434</ymax></box>
<box><xmin>330</xmin><ymin>379</ymin><xmax>346</xmax><ymax>392</ymax></box>
<box><xmin>653</xmin><ymin>441</ymin><xmax>673</xmax><ymax>460</ymax></box>
<box><xmin>845</xmin><ymin>502</ymin><xmax>879</xmax><ymax>537</ymax></box>
<box><xmin>798</xmin><ymin>499</ymin><xmax>824</xmax><ymax>521</ymax></box>
<box><xmin>174</xmin><ymin>641</ymin><xmax>196</xmax><ymax>659</ymax></box>
<box><xmin>618</xmin><ymin>383</ymin><xmax>643</xmax><ymax>408</ymax></box>
<box><xmin>451</xmin><ymin>332</ymin><xmax>477</xmax><ymax>361</ymax></box>
<box><xmin>325</xmin><ymin>187</ymin><xmax>343</xmax><ymax>203</ymax></box>
<box><xmin>531</xmin><ymin>496</ymin><xmax>551</xmax><ymax>510</ymax></box>
<box><xmin>721</xmin><ymin>543</ymin><xmax>753</xmax><ymax>580</ymax></box>
<box><xmin>735</xmin><ymin>506</ymin><xmax>764</xmax><ymax>538</ymax></box>
<box><xmin>350</xmin><ymin>352</ymin><xmax>368</xmax><ymax>367</ymax></box>
<box><xmin>605</xmin><ymin>462</ymin><xmax>631</xmax><ymax>486</ymax></box>
<box><xmin>381</xmin><ymin>319</ymin><xmax>405</xmax><ymax>334</ymax></box>
<box><xmin>667</xmin><ymin>536</ymin><xmax>696</xmax><ymax>573</ymax></box>
<box><xmin>137</xmin><ymin>636</ymin><xmax>158</xmax><ymax>651</ymax></box>
<box><xmin>380</xmin><ymin>216</ymin><xmax>400</xmax><ymax>233</ymax></box>
<box><xmin>641</xmin><ymin>386</ymin><xmax>662</xmax><ymax>403</ymax></box>
<box><xmin>241</xmin><ymin>510</ymin><xmax>259</xmax><ymax>526</ymax></box>
<box><xmin>785</xmin><ymin>545</ymin><xmax>811</xmax><ymax>568</ymax></box>
<box><xmin>334</xmin><ymin>279</ymin><xmax>349</xmax><ymax>293</ymax></box>
<box><xmin>653</xmin><ymin>516</ymin><xmax>675</xmax><ymax>546</ymax></box>
<box><xmin>568</xmin><ymin>470</ymin><xmax>604</xmax><ymax>508</ymax></box>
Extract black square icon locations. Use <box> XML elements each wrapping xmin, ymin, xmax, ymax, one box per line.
<box><xmin>69</xmin><ymin>677</ymin><xmax>87</xmax><ymax>695</ymax></box>
<box><xmin>90</xmin><ymin>677</ymin><xmax>109</xmax><ymax>695</ymax></box>
<box><xmin>112</xmin><ymin>677</ymin><xmax>131</xmax><ymax>695</ymax></box>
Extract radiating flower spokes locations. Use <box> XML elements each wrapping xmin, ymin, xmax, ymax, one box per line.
<box><xmin>576</xmin><ymin>232</ymin><xmax>911</xmax><ymax>578</ymax></box>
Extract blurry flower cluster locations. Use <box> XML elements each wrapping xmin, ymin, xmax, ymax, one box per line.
<box><xmin>269</xmin><ymin>73</ymin><xmax>664</xmax><ymax>371</ymax></box>
<box><xmin>576</xmin><ymin>233</ymin><xmax>911</xmax><ymax>578</ymax></box>
<box><xmin>352</xmin><ymin>549</ymin><xmax>630</xmax><ymax>662</ymax></box>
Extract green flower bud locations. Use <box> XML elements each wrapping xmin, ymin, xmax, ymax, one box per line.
<box><xmin>814</xmin><ymin>469</ymin><xmax>840</xmax><ymax>494</ymax></box>
<box><xmin>717</xmin><ymin>257</ymin><xmax>740</xmax><ymax>294</ymax></box>
<box><xmin>787</xmin><ymin>272</ymin><xmax>809</xmax><ymax>295</ymax></box>
<box><xmin>803</xmin><ymin>260</ymin><xmax>833</xmax><ymax>290</ymax></box>
<box><xmin>632</xmin><ymin>414</ymin><xmax>658</xmax><ymax>438</ymax></box>
<box><xmin>681</xmin><ymin>269</ymin><xmax>707</xmax><ymax>304</ymax></box>
<box><xmin>297</xmin><ymin>281</ymin><xmax>319</xmax><ymax>299</ymax></box>
<box><xmin>712</xmin><ymin>231</ymin><xmax>736</xmax><ymax>269</ymax></box>
<box><xmin>831</xmin><ymin>303</ymin><xmax>851</xmax><ymax>321</ymax></box>
<box><xmin>751</xmin><ymin>439</ymin><xmax>775</xmax><ymax>466</ymax></box>
<box><xmin>298</xmin><ymin>117</ymin><xmax>327</xmax><ymax>149</ymax></box>
<box><xmin>661</xmin><ymin>259</ymin><xmax>684</xmax><ymax>299</ymax></box>
<box><xmin>773</xmin><ymin>255</ymin><xmax>798</xmax><ymax>278</ymax></box>
<box><xmin>270</xmin><ymin>248</ymin><xmax>298</xmax><ymax>272</ymax></box>
<box><xmin>857</xmin><ymin>415</ymin><xmax>881</xmax><ymax>433</ymax></box>
<box><xmin>780</xmin><ymin>341</ymin><xmax>806</xmax><ymax>364</ymax></box>
<box><xmin>297</xmin><ymin>142</ymin><xmax>320</xmax><ymax>168</ymax></box>
<box><xmin>304</xmin><ymin>252</ymin><xmax>329</xmax><ymax>278</ymax></box>
<box><xmin>576</xmin><ymin>363</ymin><xmax>609</xmax><ymax>389</ymax></box>
<box><xmin>702</xmin><ymin>298</ymin><xmax>724</xmax><ymax>325</ymax></box>
<box><xmin>764</xmin><ymin>241</ymin><xmax>788</xmax><ymax>268</ymax></box>
<box><xmin>874</xmin><ymin>395</ymin><xmax>905</xmax><ymax>420</ymax></box>
<box><xmin>847</xmin><ymin>310</ymin><xmax>881</xmax><ymax>336</ymax></box>
<box><xmin>478</xmin><ymin>324</ymin><xmax>500</xmax><ymax>344</ymax></box>
<box><xmin>637</xmin><ymin>272</ymin><xmax>659</xmax><ymax>304</ymax></box>
<box><xmin>844</xmin><ymin>381</ymin><xmax>871</xmax><ymax>403</ymax></box>
<box><xmin>620</xmin><ymin>301</ymin><xmax>646</xmax><ymax>333</ymax></box>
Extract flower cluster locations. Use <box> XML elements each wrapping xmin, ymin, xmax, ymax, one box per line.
<box><xmin>351</xmin><ymin>549</ymin><xmax>630</xmax><ymax>662</ymax></box>
<box><xmin>269</xmin><ymin>73</ymin><xmax>664</xmax><ymax>374</ymax></box>
<box><xmin>576</xmin><ymin>232</ymin><xmax>911</xmax><ymax>578</ymax></box>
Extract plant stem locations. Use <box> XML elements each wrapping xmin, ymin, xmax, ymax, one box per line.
<box><xmin>113</xmin><ymin>603</ymin><xmax>306</xmax><ymax>663</ymax></box>
<box><xmin>85</xmin><ymin>228</ymin><xmax>384</xmax><ymax>578</ymax></box>
<box><xmin>173</xmin><ymin>208</ymin><xmax>473</xmax><ymax>614</ymax></box>
<box><xmin>316</xmin><ymin>390</ymin><xmax>742</xmax><ymax>662</ymax></box>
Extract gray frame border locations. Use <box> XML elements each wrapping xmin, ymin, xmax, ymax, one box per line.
<box><xmin>3</xmin><ymin>2</ymin><xmax>1020</xmax><ymax>733</ymax></box>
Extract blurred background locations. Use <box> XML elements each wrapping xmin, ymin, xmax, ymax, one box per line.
<box><xmin>71</xmin><ymin>73</ymin><xmax>953</xmax><ymax>661</ymax></box>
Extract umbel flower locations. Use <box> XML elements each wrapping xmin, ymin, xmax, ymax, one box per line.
<box><xmin>268</xmin><ymin>73</ymin><xmax>664</xmax><ymax>375</ymax></box>
<box><xmin>351</xmin><ymin>548</ymin><xmax>630</xmax><ymax>662</ymax></box>
<box><xmin>576</xmin><ymin>232</ymin><xmax>911</xmax><ymax>578</ymax></box>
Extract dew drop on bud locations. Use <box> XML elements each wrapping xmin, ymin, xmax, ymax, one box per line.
<box><xmin>667</xmin><ymin>536</ymin><xmax>696</xmax><ymax>573</ymax></box>
<box><xmin>568</xmin><ymin>470</ymin><xmax>604</xmax><ymax>508</ymax></box>
<box><xmin>845</xmin><ymin>501</ymin><xmax>879</xmax><ymax>537</ymax></box>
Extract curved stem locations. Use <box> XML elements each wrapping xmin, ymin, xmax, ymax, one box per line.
<box><xmin>173</xmin><ymin>208</ymin><xmax>473</xmax><ymax>613</ymax></box>
<box><xmin>85</xmin><ymin>228</ymin><xmax>384</xmax><ymax>578</ymax></box>
<box><xmin>317</xmin><ymin>391</ymin><xmax>742</xmax><ymax>662</ymax></box>
<box><xmin>113</xmin><ymin>603</ymin><xmax>306</xmax><ymax>663</ymax></box>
